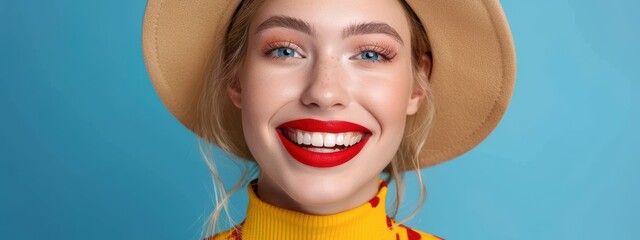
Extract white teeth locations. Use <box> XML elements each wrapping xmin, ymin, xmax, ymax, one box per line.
<box><xmin>336</xmin><ymin>133</ymin><xmax>344</xmax><ymax>146</ymax></box>
<box><xmin>297</xmin><ymin>131</ymin><xmax>303</xmax><ymax>144</ymax></box>
<box><xmin>311</xmin><ymin>132</ymin><xmax>323</xmax><ymax>147</ymax></box>
<box><xmin>324</xmin><ymin>133</ymin><xmax>336</xmax><ymax>147</ymax></box>
<box><xmin>344</xmin><ymin>133</ymin><xmax>352</xmax><ymax>147</ymax></box>
<box><xmin>285</xmin><ymin>128</ymin><xmax>365</xmax><ymax>148</ymax></box>
<box><xmin>303</xmin><ymin>132</ymin><xmax>312</xmax><ymax>145</ymax></box>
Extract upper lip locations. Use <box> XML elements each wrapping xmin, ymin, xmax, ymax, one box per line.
<box><xmin>277</xmin><ymin>119</ymin><xmax>371</xmax><ymax>133</ymax></box>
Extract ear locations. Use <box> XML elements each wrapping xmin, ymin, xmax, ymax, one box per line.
<box><xmin>406</xmin><ymin>54</ymin><xmax>432</xmax><ymax>115</ymax></box>
<box><xmin>227</xmin><ymin>83</ymin><xmax>242</xmax><ymax>109</ymax></box>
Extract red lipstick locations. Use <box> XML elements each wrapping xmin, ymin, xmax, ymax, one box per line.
<box><xmin>277</xmin><ymin>119</ymin><xmax>371</xmax><ymax>168</ymax></box>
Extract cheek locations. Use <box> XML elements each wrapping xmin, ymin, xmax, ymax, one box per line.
<box><xmin>240</xmin><ymin>60</ymin><xmax>297</xmax><ymax>118</ymax></box>
<box><xmin>237</xmin><ymin>56</ymin><xmax>309</xmax><ymax>143</ymax></box>
<box><xmin>357</xmin><ymin>71</ymin><xmax>414</xmax><ymax>127</ymax></box>
<box><xmin>237</xmin><ymin>60</ymin><xmax>294</xmax><ymax>159</ymax></box>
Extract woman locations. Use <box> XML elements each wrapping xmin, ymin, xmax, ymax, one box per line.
<box><xmin>142</xmin><ymin>0</ymin><xmax>515</xmax><ymax>239</ymax></box>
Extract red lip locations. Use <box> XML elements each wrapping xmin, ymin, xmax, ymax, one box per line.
<box><xmin>277</xmin><ymin>119</ymin><xmax>371</xmax><ymax>168</ymax></box>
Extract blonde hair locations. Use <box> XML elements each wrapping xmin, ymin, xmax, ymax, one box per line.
<box><xmin>195</xmin><ymin>0</ymin><xmax>435</xmax><ymax>236</ymax></box>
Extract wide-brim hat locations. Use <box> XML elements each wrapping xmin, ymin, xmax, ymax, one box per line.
<box><xmin>142</xmin><ymin>0</ymin><xmax>516</xmax><ymax>168</ymax></box>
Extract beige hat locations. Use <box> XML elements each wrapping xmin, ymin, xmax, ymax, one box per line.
<box><xmin>142</xmin><ymin>0</ymin><xmax>516</xmax><ymax>168</ymax></box>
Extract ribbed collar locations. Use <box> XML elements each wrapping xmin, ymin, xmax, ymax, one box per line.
<box><xmin>240</xmin><ymin>181</ymin><xmax>396</xmax><ymax>240</ymax></box>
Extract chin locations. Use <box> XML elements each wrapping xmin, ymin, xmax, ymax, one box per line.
<box><xmin>267</xmin><ymin>158</ymin><xmax>382</xmax><ymax>214</ymax></box>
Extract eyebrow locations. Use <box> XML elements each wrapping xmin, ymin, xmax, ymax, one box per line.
<box><xmin>342</xmin><ymin>22</ymin><xmax>404</xmax><ymax>46</ymax></box>
<box><xmin>256</xmin><ymin>15</ymin><xmax>315</xmax><ymax>36</ymax></box>
<box><xmin>256</xmin><ymin>16</ymin><xmax>404</xmax><ymax>46</ymax></box>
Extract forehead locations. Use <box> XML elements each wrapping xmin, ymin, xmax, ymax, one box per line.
<box><xmin>250</xmin><ymin>0</ymin><xmax>411</xmax><ymax>40</ymax></box>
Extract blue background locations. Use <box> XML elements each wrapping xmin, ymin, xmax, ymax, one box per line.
<box><xmin>1</xmin><ymin>0</ymin><xmax>638</xmax><ymax>239</ymax></box>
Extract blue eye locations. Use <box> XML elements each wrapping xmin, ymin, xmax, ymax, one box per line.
<box><xmin>358</xmin><ymin>51</ymin><xmax>381</xmax><ymax>61</ymax></box>
<box><xmin>270</xmin><ymin>47</ymin><xmax>301</xmax><ymax>58</ymax></box>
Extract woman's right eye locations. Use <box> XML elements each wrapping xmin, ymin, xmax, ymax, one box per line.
<box><xmin>269</xmin><ymin>47</ymin><xmax>302</xmax><ymax>58</ymax></box>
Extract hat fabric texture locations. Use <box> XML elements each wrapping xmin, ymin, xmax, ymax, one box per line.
<box><xmin>142</xmin><ymin>0</ymin><xmax>516</xmax><ymax>168</ymax></box>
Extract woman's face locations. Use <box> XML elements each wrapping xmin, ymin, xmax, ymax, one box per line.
<box><xmin>229</xmin><ymin>0</ymin><xmax>424</xmax><ymax>214</ymax></box>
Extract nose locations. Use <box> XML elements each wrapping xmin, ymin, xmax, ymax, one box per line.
<box><xmin>300</xmin><ymin>56</ymin><xmax>350</xmax><ymax>110</ymax></box>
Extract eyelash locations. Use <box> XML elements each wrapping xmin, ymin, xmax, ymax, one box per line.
<box><xmin>354</xmin><ymin>43</ymin><xmax>397</xmax><ymax>63</ymax></box>
<box><xmin>262</xmin><ymin>40</ymin><xmax>397</xmax><ymax>63</ymax></box>
<box><xmin>262</xmin><ymin>40</ymin><xmax>304</xmax><ymax>59</ymax></box>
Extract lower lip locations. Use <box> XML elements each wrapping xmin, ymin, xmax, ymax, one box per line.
<box><xmin>276</xmin><ymin>131</ymin><xmax>369</xmax><ymax>168</ymax></box>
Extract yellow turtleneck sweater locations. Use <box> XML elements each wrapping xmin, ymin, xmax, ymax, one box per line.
<box><xmin>209</xmin><ymin>181</ymin><xmax>443</xmax><ymax>240</ymax></box>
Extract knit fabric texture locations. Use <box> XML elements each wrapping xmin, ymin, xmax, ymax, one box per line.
<box><xmin>209</xmin><ymin>181</ymin><xmax>443</xmax><ymax>240</ymax></box>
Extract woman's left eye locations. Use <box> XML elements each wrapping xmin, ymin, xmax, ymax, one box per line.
<box><xmin>357</xmin><ymin>51</ymin><xmax>381</xmax><ymax>61</ymax></box>
<box><xmin>352</xmin><ymin>44</ymin><xmax>395</xmax><ymax>63</ymax></box>
<box><xmin>269</xmin><ymin>47</ymin><xmax>302</xmax><ymax>58</ymax></box>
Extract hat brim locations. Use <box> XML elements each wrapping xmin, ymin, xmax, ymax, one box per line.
<box><xmin>142</xmin><ymin>0</ymin><xmax>516</xmax><ymax>169</ymax></box>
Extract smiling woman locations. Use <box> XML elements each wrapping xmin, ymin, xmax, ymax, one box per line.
<box><xmin>233</xmin><ymin>0</ymin><xmax>426</xmax><ymax>216</ymax></box>
<box><xmin>142</xmin><ymin>0</ymin><xmax>515</xmax><ymax>239</ymax></box>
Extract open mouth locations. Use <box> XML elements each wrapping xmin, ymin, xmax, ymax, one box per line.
<box><xmin>281</xmin><ymin>128</ymin><xmax>366</xmax><ymax>153</ymax></box>
<box><xmin>276</xmin><ymin>119</ymin><xmax>371</xmax><ymax>168</ymax></box>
